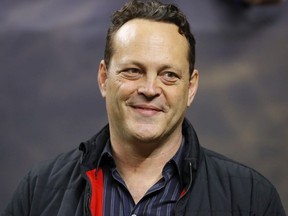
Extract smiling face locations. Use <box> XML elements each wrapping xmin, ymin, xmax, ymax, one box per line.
<box><xmin>98</xmin><ymin>19</ymin><xmax>198</xmax><ymax>146</ymax></box>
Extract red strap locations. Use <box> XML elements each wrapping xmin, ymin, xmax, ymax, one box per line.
<box><xmin>86</xmin><ymin>168</ymin><xmax>104</xmax><ymax>216</ymax></box>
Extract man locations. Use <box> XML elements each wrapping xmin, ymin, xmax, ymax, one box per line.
<box><xmin>2</xmin><ymin>0</ymin><xmax>285</xmax><ymax>215</ymax></box>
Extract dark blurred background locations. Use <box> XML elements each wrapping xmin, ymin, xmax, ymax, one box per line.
<box><xmin>1</xmin><ymin>0</ymin><xmax>287</xmax><ymax>213</ymax></box>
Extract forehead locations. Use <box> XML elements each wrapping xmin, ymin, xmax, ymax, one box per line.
<box><xmin>112</xmin><ymin>19</ymin><xmax>190</xmax><ymax>66</ymax></box>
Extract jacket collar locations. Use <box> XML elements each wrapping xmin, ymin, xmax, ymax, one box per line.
<box><xmin>79</xmin><ymin>118</ymin><xmax>201</xmax><ymax>185</ymax></box>
<box><xmin>181</xmin><ymin>119</ymin><xmax>201</xmax><ymax>187</ymax></box>
<box><xmin>79</xmin><ymin>124</ymin><xmax>110</xmax><ymax>171</ymax></box>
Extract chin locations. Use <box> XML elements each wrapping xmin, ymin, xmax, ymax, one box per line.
<box><xmin>131</xmin><ymin>129</ymin><xmax>161</xmax><ymax>143</ymax></box>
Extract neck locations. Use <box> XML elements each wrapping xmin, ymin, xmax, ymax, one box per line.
<box><xmin>110</xmin><ymin>132</ymin><xmax>182</xmax><ymax>172</ymax></box>
<box><xmin>110</xmin><ymin>133</ymin><xmax>183</xmax><ymax>204</ymax></box>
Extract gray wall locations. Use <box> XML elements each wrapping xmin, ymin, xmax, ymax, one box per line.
<box><xmin>1</xmin><ymin>0</ymin><xmax>287</xmax><ymax>212</ymax></box>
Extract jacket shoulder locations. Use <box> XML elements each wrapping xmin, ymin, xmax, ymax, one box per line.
<box><xmin>28</xmin><ymin>148</ymin><xmax>82</xmax><ymax>189</ymax></box>
<box><xmin>197</xmin><ymin>148</ymin><xmax>285</xmax><ymax>215</ymax></box>
<box><xmin>2</xmin><ymin>148</ymin><xmax>84</xmax><ymax>216</ymax></box>
<box><xmin>201</xmin><ymin>147</ymin><xmax>276</xmax><ymax>190</ymax></box>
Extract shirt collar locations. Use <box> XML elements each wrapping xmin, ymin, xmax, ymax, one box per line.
<box><xmin>170</xmin><ymin>136</ymin><xmax>186</xmax><ymax>178</ymax></box>
<box><xmin>97</xmin><ymin>139</ymin><xmax>115</xmax><ymax>170</ymax></box>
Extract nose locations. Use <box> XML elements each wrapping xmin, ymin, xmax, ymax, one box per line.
<box><xmin>137</xmin><ymin>76</ymin><xmax>162</xmax><ymax>98</ymax></box>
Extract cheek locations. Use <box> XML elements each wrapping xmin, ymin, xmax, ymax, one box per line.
<box><xmin>107</xmin><ymin>78</ymin><xmax>137</xmax><ymax>101</ymax></box>
<box><xmin>167</xmin><ymin>86</ymin><xmax>189</xmax><ymax>104</ymax></box>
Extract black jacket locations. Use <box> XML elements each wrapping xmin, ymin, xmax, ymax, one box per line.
<box><xmin>2</xmin><ymin>119</ymin><xmax>285</xmax><ymax>216</ymax></box>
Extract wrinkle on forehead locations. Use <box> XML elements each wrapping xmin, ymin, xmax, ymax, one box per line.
<box><xmin>112</xmin><ymin>19</ymin><xmax>190</xmax><ymax>69</ymax></box>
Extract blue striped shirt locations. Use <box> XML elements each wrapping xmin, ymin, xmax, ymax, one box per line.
<box><xmin>98</xmin><ymin>139</ymin><xmax>185</xmax><ymax>216</ymax></box>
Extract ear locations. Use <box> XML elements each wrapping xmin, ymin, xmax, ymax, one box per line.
<box><xmin>187</xmin><ymin>69</ymin><xmax>199</xmax><ymax>107</ymax></box>
<box><xmin>98</xmin><ymin>60</ymin><xmax>108</xmax><ymax>98</ymax></box>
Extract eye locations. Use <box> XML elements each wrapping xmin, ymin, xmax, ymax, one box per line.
<box><xmin>160</xmin><ymin>71</ymin><xmax>180</xmax><ymax>84</ymax></box>
<box><xmin>120</xmin><ymin>68</ymin><xmax>142</xmax><ymax>79</ymax></box>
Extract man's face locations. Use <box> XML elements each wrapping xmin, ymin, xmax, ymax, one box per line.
<box><xmin>98</xmin><ymin>19</ymin><xmax>198</xmax><ymax>145</ymax></box>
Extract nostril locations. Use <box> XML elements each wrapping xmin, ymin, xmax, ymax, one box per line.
<box><xmin>137</xmin><ymin>85</ymin><xmax>161</xmax><ymax>98</ymax></box>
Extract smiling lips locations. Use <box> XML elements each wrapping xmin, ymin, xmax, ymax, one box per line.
<box><xmin>133</xmin><ymin>104</ymin><xmax>162</xmax><ymax>111</ymax></box>
<box><xmin>125</xmin><ymin>96</ymin><xmax>169</xmax><ymax>117</ymax></box>
<box><xmin>131</xmin><ymin>104</ymin><xmax>163</xmax><ymax>116</ymax></box>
